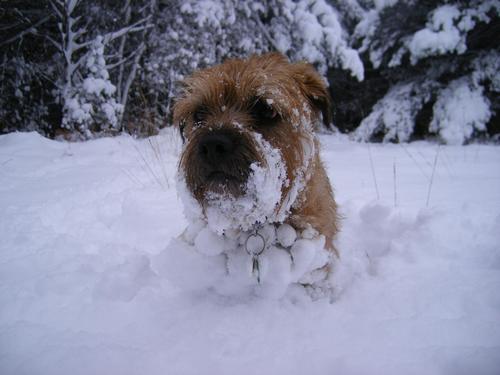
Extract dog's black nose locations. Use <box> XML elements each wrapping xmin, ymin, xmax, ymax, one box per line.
<box><xmin>198</xmin><ymin>133</ymin><xmax>235</xmax><ymax>164</ymax></box>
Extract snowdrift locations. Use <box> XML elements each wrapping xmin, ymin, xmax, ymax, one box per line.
<box><xmin>1</xmin><ymin>130</ymin><xmax>499</xmax><ymax>375</ymax></box>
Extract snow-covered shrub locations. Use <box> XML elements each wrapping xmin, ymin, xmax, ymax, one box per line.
<box><xmin>341</xmin><ymin>0</ymin><xmax>500</xmax><ymax>143</ymax></box>
<box><xmin>430</xmin><ymin>78</ymin><xmax>491</xmax><ymax>145</ymax></box>
<box><xmin>353</xmin><ymin>0</ymin><xmax>500</xmax><ymax>69</ymax></box>
<box><xmin>407</xmin><ymin>2</ymin><xmax>500</xmax><ymax>65</ymax></box>
<box><xmin>0</xmin><ymin>2</ymin><xmax>56</xmax><ymax>136</ymax></box>
<box><xmin>62</xmin><ymin>37</ymin><xmax>123</xmax><ymax>138</ymax></box>
<box><xmin>354</xmin><ymin>80</ymin><xmax>438</xmax><ymax>142</ymax></box>
<box><xmin>136</xmin><ymin>0</ymin><xmax>272</xmax><ymax>130</ymax></box>
<box><xmin>272</xmin><ymin>0</ymin><xmax>364</xmax><ymax>79</ymax></box>
<box><xmin>2</xmin><ymin>0</ymin><xmax>499</xmax><ymax>142</ymax></box>
<box><xmin>407</xmin><ymin>4</ymin><xmax>465</xmax><ymax>64</ymax></box>
<box><xmin>136</xmin><ymin>0</ymin><xmax>365</xmax><ymax>132</ymax></box>
<box><xmin>0</xmin><ymin>57</ymin><xmax>51</xmax><ymax>135</ymax></box>
<box><xmin>471</xmin><ymin>51</ymin><xmax>500</xmax><ymax>92</ymax></box>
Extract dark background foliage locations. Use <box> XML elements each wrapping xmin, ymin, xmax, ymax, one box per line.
<box><xmin>0</xmin><ymin>0</ymin><xmax>498</xmax><ymax>143</ymax></box>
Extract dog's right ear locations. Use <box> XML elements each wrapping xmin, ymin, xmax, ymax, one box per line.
<box><xmin>178</xmin><ymin>118</ymin><xmax>186</xmax><ymax>143</ymax></box>
<box><xmin>292</xmin><ymin>63</ymin><xmax>333</xmax><ymax>129</ymax></box>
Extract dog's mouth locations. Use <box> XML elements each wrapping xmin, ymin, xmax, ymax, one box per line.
<box><xmin>203</xmin><ymin>170</ymin><xmax>246</xmax><ymax>196</ymax></box>
<box><xmin>207</xmin><ymin>171</ymin><xmax>237</xmax><ymax>182</ymax></box>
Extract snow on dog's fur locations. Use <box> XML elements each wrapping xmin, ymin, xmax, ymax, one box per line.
<box><xmin>159</xmin><ymin>53</ymin><xmax>340</xmax><ymax>297</ymax></box>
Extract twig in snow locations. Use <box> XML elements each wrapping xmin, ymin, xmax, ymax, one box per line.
<box><xmin>426</xmin><ymin>145</ymin><xmax>440</xmax><ymax>207</ymax></box>
<box><xmin>400</xmin><ymin>143</ymin><xmax>429</xmax><ymax>181</ymax></box>
<box><xmin>437</xmin><ymin>148</ymin><xmax>455</xmax><ymax>178</ymax></box>
<box><xmin>474</xmin><ymin>143</ymin><xmax>480</xmax><ymax>163</ymax></box>
<box><xmin>393</xmin><ymin>158</ymin><xmax>398</xmax><ymax>208</ymax></box>
<box><xmin>365</xmin><ymin>251</ymin><xmax>376</xmax><ymax>276</ymax></box>
<box><xmin>416</xmin><ymin>147</ymin><xmax>433</xmax><ymax>168</ymax></box>
<box><xmin>1</xmin><ymin>158</ymin><xmax>13</xmax><ymax>166</ymax></box>
<box><xmin>121</xmin><ymin>167</ymin><xmax>146</xmax><ymax>188</ymax></box>
<box><xmin>148</xmin><ymin>137</ymin><xmax>170</xmax><ymax>189</ymax></box>
<box><xmin>367</xmin><ymin>143</ymin><xmax>380</xmax><ymax>201</ymax></box>
<box><xmin>133</xmin><ymin>142</ymin><xmax>165</xmax><ymax>189</ymax></box>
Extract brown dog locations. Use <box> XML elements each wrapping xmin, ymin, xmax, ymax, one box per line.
<box><xmin>173</xmin><ymin>53</ymin><xmax>339</xmax><ymax>256</ymax></box>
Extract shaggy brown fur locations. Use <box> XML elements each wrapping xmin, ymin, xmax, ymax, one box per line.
<box><xmin>173</xmin><ymin>53</ymin><xmax>339</xmax><ymax>253</ymax></box>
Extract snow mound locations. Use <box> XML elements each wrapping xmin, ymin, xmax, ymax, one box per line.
<box><xmin>154</xmin><ymin>220</ymin><xmax>333</xmax><ymax>299</ymax></box>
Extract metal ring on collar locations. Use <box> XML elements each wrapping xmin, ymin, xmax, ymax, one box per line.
<box><xmin>244</xmin><ymin>232</ymin><xmax>266</xmax><ymax>256</ymax></box>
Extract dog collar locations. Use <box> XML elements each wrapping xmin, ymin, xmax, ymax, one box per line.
<box><xmin>244</xmin><ymin>227</ymin><xmax>266</xmax><ymax>283</ymax></box>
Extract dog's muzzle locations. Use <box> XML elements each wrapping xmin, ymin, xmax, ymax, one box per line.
<box><xmin>185</xmin><ymin>129</ymin><xmax>258</xmax><ymax>197</ymax></box>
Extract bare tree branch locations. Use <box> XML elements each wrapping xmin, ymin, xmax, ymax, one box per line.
<box><xmin>116</xmin><ymin>0</ymin><xmax>132</xmax><ymax>101</ymax></box>
<box><xmin>49</xmin><ymin>0</ymin><xmax>63</xmax><ymax>20</ymax></box>
<box><xmin>0</xmin><ymin>14</ymin><xmax>52</xmax><ymax>47</ymax></box>
<box><xmin>102</xmin><ymin>16</ymin><xmax>152</xmax><ymax>45</ymax></box>
<box><xmin>45</xmin><ymin>34</ymin><xmax>62</xmax><ymax>50</ymax></box>
<box><xmin>107</xmin><ymin>53</ymin><xmax>135</xmax><ymax>71</ymax></box>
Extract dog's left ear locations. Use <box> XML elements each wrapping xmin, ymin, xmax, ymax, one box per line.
<box><xmin>292</xmin><ymin>63</ymin><xmax>333</xmax><ymax>128</ymax></box>
<box><xmin>172</xmin><ymin>96</ymin><xmax>190</xmax><ymax>143</ymax></box>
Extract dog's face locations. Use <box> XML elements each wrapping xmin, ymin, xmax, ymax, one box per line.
<box><xmin>173</xmin><ymin>53</ymin><xmax>331</xmax><ymax>225</ymax></box>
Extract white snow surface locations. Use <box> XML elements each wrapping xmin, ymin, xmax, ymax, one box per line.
<box><xmin>1</xmin><ymin>129</ymin><xmax>500</xmax><ymax>375</ymax></box>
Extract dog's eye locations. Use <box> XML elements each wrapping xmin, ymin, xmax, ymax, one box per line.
<box><xmin>251</xmin><ymin>100</ymin><xmax>279</xmax><ymax>123</ymax></box>
<box><xmin>193</xmin><ymin>108</ymin><xmax>207</xmax><ymax>124</ymax></box>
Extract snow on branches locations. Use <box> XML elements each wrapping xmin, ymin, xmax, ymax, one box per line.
<box><xmin>63</xmin><ymin>36</ymin><xmax>123</xmax><ymax>136</ymax></box>
<box><xmin>354</xmin><ymin>80</ymin><xmax>437</xmax><ymax>143</ymax></box>
<box><xmin>407</xmin><ymin>2</ymin><xmax>500</xmax><ymax>65</ymax></box>
<box><xmin>348</xmin><ymin>0</ymin><xmax>499</xmax><ymax>144</ymax></box>
<box><xmin>274</xmin><ymin>0</ymin><xmax>364</xmax><ymax>79</ymax></box>
<box><xmin>430</xmin><ymin>78</ymin><xmax>491</xmax><ymax>145</ymax></box>
<box><xmin>1</xmin><ymin>0</ymin><xmax>499</xmax><ymax>142</ymax></box>
<box><xmin>354</xmin><ymin>0</ymin><xmax>500</xmax><ymax>69</ymax></box>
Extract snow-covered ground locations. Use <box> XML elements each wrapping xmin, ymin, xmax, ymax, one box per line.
<box><xmin>1</xmin><ymin>130</ymin><xmax>499</xmax><ymax>375</ymax></box>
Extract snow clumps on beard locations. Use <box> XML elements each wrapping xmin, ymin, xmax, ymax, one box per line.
<box><xmin>180</xmin><ymin>132</ymin><xmax>288</xmax><ymax>234</ymax></box>
<box><xmin>153</xmin><ymin>131</ymin><xmax>334</xmax><ymax>299</ymax></box>
<box><xmin>204</xmin><ymin>133</ymin><xmax>287</xmax><ymax>234</ymax></box>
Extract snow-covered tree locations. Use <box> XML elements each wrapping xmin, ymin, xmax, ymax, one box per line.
<box><xmin>135</xmin><ymin>0</ymin><xmax>273</xmax><ymax>132</ymax></box>
<box><xmin>135</xmin><ymin>0</ymin><xmax>365</xmax><ymax>132</ymax></box>
<box><xmin>2</xmin><ymin>0</ymin><xmax>499</xmax><ymax>142</ymax></box>
<box><xmin>271</xmin><ymin>0</ymin><xmax>364</xmax><ymax>79</ymax></box>
<box><xmin>62</xmin><ymin>36</ymin><xmax>123</xmax><ymax>137</ymax></box>
<box><xmin>0</xmin><ymin>1</ymin><xmax>55</xmax><ymax>135</ymax></box>
<box><xmin>354</xmin><ymin>78</ymin><xmax>438</xmax><ymax>142</ymax></box>
<box><xmin>345</xmin><ymin>0</ymin><xmax>500</xmax><ymax>144</ymax></box>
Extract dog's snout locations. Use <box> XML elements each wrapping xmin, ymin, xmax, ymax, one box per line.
<box><xmin>199</xmin><ymin>133</ymin><xmax>234</xmax><ymax>164</ymax></box>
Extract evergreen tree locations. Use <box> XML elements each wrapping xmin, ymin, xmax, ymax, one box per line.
<box><xmin>335</xmin><ymin>0</ymin><xmax>500</xmax><ymax>144</ymax></box>
<box><xmin>1</xmin><ymin>0</ymin><xmax>498</xmax><ymax>143</ymax></box>
<box><xmin>0</xmin><ymin>1</ymin><xmax>56</xmax><ymax>135</ymax></box>
<box><xmin>62</xmin><ymin>36</ymin><xmax>123</xmax><ymax>138</ymax></box>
